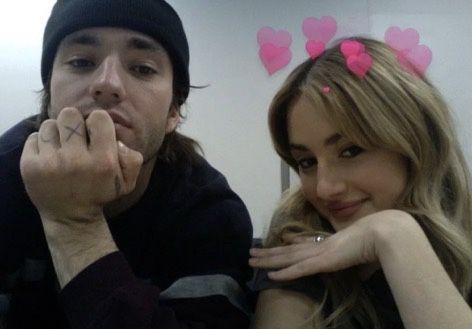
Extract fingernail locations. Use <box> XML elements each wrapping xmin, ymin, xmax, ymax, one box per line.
<box><xmin>118</xmin><ymin>141</ymin><xmax>128</xmax><ymax>153</ymax></box>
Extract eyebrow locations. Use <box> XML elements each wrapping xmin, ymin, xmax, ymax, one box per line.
<box><xmin>324</xmin><ymin>133</ymin><xmax>342</xmax><ymax>146</ymax></box>
<box><xmin>61</xmin><ymin>33</ymin><xmax>165</xmax><ymax>54</ymax></box>
<box><xmin>289</xmin><ymin>133</ymin><xmax>342</xmax><ymax>151</ymax></box>
<box><xmin>126</xmin><ymin>37</ymin><xmax>165</xmax><ymax>53</ymax></box>
<box><xmin>62</xmin><ymin>33</ymin><xmax>100</xmax><ymax>48</ymax></box>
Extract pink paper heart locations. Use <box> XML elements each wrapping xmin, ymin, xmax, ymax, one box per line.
<box><xmin>259</xmin><ymin>43</ymin><xmax>292</xmax><ymax>75</ymax></box>
<box><xmin>257</xmin><ymin>27</ymin><xmax>292</xmax><ymax>48</ymax></box>
<box><xmin>305</xmin><ymin>40</ymin><xmax>325</xmax><ymax>59</ymax></box>
<box><xmin>302</xmin><ymin>16</ymin><xmax>337</xmax><ymax>43</ymax></box>
<box><xmin>384</xmin><ymin>26</ymin><xmax>420</xmax><ymax>51</ymax></box>
<box><xmin>346</xmin><ymin>53</ymin><xmax>373</xmax><ymax>78</ymax></box>
<box><xmin>397</xmin><ymin>45</ymin><xmax>432</xmax><ymax>75</ymax></box>
<box><xmin>340</xmin><ymin>40</ymin><xmax>366</xmax><ymax>59</ymax></box>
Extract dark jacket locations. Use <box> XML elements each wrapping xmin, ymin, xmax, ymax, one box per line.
<box><xmin>0</xmin><ymin>116</ymin><xmax>253</xmax><ymax>329</ymax></box>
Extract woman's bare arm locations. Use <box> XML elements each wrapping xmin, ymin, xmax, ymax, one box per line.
<box><xmin>252</xmin><ymin>288</ymin><xmax>322</xmax><ymax>329</ymax></box>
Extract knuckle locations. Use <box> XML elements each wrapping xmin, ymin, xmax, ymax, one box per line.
<box><xmin>21</xmin><ymin>156</ymin><xmax>58</xmax><ymax>180</ymax></box>
<box><xmin>132</xmin><ymin>152</ymin><xmax>144</xmax><ymax>166</ymax></box>
<box><xmin>124</xmin><ymin>179</ymin><xmax>138</xmax><ymax>194</ymax></box>
<box><xmin>40</xmin><ymin>119</ymin><xmax>57</xmax><ymax>129</ymax></box>
<box><xmin>57</xmin><ymin>152</ymin><xmax>79</xmax><ymax>169</ymax></box>
<box><xmin>96</xmin><ymin>152</ymin><xmax>117</xmax><ymax>174</ymax></box>
<box><xmin>20</xmin><ymin>158</ymin><xmax>38</xmax><ymax>177</ymax></box>
<box><xmin>24</xmin><ymin>132</ymin><xmax>39</xmax><ymax>145</ymax></box>
<box><xmin>39</xmin><ymin>163</ymin><xmax>59</xmax><ymax>178</ymax></box>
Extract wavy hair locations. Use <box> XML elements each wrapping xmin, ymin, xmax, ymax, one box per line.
<box><xmin>266</xmin><ymin>37</ymin><xmax>472</xmax><ymax>328</ymax></box>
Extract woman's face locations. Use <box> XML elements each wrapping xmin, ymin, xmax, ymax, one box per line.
<box><xmin>287</xmin><ymin>96</ymin><xmax>408</xmax><ymax>231</ymax></box>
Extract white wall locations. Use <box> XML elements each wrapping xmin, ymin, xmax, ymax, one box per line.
<box><xmin>0</xmin><ymin>1</ymin><xmax>55</xmax><ymax>119</ymax></box>
<box><xmin>1</xmin><ymin>0</ymin><xmax>471</xmax><ymax>237</ymax></box>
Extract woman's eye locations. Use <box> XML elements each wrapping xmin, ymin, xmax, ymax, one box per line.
<box><xmin>131</xmin><ymin>65</ymin><xmax>157</xmax><ymax>76</ymax></box>
<box><xmin>340</xmin><ymin>145</ymin><xmax>364</xmax><ymax>158</ymax></box>
<box><xmin>297</xmin><ymin>157</ymin><xmax>317</xmax><ymax>169</ymax></box>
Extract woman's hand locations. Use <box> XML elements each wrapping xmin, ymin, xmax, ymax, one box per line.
<box><xmin>249</xmin><ymin>209</ymin><xmax>415</xmax><ymax>281</ymax></box>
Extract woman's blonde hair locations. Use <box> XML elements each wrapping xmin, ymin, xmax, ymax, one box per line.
<box><xmin>266</xmin><ymin>37</ymin><xmax>472</xmax><ymax>328</ymax></box>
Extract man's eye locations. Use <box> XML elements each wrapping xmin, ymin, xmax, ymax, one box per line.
<box><xmin>131</xmin><ymin>65</ymin><xmax>157</xmax><ymax>76</ymax></box>
<box><xmin>340</xmin><ymin>145</ymin><xmax>364</xmax><ymax>158</ymax></box>
<box><xmin>67</xmin><ymin>59</ymin><xmax>94</xmax><ymax>68</ymax></box>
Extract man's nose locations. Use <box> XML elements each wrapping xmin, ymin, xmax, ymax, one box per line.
<box><xmin>315</xmin><ymin>165</ymin><xmax>347</xmax><ymax>201</ymax></box>
<box><xmin>89</xmin><ymin>56</ymin><xmax>127</xmax><ymax>108</ymax></box>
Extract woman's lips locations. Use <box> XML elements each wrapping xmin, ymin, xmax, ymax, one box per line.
<box><xmin>327</xmin><ymin>199</ymin><xmax>367</xmax><ymax>219</ymax></box>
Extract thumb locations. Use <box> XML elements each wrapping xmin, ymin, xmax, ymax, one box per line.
<box><xmin>117</xmin><ymin>141</ymin><xmax>143</xmax><ymax>194</ymax></box>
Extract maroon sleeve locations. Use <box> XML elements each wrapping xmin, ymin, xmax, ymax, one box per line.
<box><xmin>59</xmin><ymin>252</ymin><xmax>249</xmax><ymax>329</ymax></box>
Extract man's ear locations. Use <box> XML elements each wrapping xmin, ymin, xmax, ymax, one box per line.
<box><xmin>165</xmin><ymin>105</ymin><xmax>180</xmax><ymax>133</ymax></box>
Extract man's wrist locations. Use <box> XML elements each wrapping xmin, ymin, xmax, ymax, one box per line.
<box><xmin>41</xmin><ymin>215</ymin><xmax>118</xmax><ymax>288</ymax></box>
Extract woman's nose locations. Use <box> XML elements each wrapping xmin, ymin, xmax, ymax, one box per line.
<box><xmin>315</xmin><ymin>165</ymin><xmax>347</xmax><ymax>201</ymax></box>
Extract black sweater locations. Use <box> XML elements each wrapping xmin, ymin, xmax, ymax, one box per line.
<box><xmin>0</xmin><ymin>116</ymin><xmax>253</xmax><ymax>329</ymax></box>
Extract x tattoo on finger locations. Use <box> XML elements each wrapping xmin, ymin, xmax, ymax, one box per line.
<box><xmin>64</xmin><ymin>123</ymin><xmax>84</xmax><ymax>142</ymax></box>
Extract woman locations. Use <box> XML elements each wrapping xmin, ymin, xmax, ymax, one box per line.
<box><xmin>249</xmin><ymin>37</ymin><xmax>472</xmax><ymax>329</ymax></box>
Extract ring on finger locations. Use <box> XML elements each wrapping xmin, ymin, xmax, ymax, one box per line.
<box><xmin>313</xmin><ymin>235</ymin><xmax>325</xmax><ymax>244</ymax></box>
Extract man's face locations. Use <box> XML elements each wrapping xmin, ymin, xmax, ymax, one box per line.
<box><xmin>49</xmin><ymin>27</ymin><xmax>179</xmax><ymax>162</ymax></box>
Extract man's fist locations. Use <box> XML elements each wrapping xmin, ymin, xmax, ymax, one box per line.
<box><xmin>20</xmin><ymin>108</ymin><xmax>143</xmax><ymax>221</ymax></box>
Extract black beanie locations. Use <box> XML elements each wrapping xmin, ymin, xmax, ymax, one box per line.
<box><xmin>41</xmin><ymin>0</ymin><xmax>190</xmax><ymax>103</ymax></box>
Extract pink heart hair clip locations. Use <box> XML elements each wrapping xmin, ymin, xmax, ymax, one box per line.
<box><xmin>340</xmin><ymin>40</ymin><xmax>373</xmax><ymax>79</ymax></box>
<box><xmin>255</xmin><ymin>21</ymin><xmax>432</xmax><ymax>80</ymax></box>
<box><xmin>322</xmin><ymin>86</ymin><xmax>331</xmax><ymax>94</ymax></box>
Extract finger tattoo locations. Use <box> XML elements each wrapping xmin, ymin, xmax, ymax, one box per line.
<box><xmin>64</xmin><ymin>123</ymin><xmax>83</xmax><ymax>141</ymax></box>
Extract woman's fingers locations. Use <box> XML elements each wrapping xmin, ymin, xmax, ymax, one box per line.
<box><xmin>249</xmin><ymin>243</ymin><xmax>324</xmax><ymax>269</ymax></box>
<box><xmin>250</xmin><ymin>241</ymin><xmax>313</xmax><ymax>257</ymax></box>
<box><xmin>268</xmin><ymin>256</ymin><xmax>325</xmax><ymax>281</ymax></box>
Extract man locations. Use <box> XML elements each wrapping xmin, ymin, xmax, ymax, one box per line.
<box><xmin>0</xmin><ymin>1</ymin><xmax>253</xmax><ymax>328</ymax></box>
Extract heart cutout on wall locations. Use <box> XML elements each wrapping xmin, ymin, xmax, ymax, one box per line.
<box><xmin>384</xmin><ymin>26</ymin><xmax>432</xmax><ymax>75</ymax></box>
<box><xmin>302</xmin><ymin>16</ymin><xmax>337</xmax><ymax>59</ymax></box>
<box><xmin>302</xmin><ymin>16</ymin><xmax>337</xmax><ymax>43</ymax></box>
<box><xmin>257</xmin><ymin>27</ymin><xmax>293</xmax><ymax>75</ymax></box>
